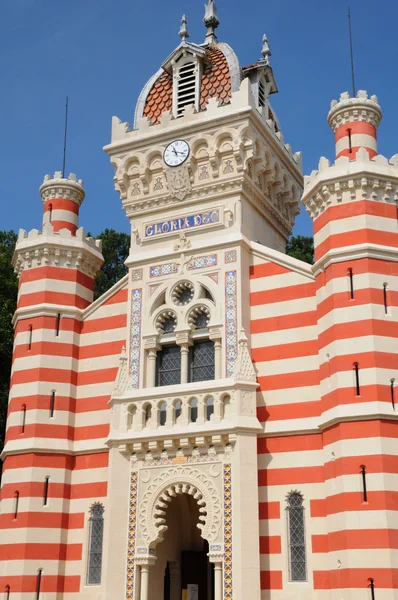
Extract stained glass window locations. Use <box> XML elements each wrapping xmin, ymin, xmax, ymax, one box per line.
<box><xmin>87</xmin><ymin>504</ymin><xmax>104</xmax><ymax>585</ymax></box>
<box><xmin>287</xmin><ymin>492</ymin><xmax>307</xmax><ymax>582</ymax></box>
<box><xmin>189</xmin><ymin>341</ymin><xmax>215</xmax><ymax>383</ymax></box>
<box><xmin>157</xmin><ymin>345</ymin><xmax>181</xmax><ymax>387</ymax></box>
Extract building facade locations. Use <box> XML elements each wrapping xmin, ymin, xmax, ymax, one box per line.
<box><xmin>1</xmin><ymin>3</ymin><xmax>397</xmax><ymax>600</ymax></box>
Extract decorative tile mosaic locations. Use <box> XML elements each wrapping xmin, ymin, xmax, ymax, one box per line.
<box><xmin>153</xmin><ymin>176</ymin><xmax>163</xmax><ymax>191</ymax></box>
<box><xmin>223</xmin><ymin>463</ymin><xmax>233</xmax><ymax>600</ymax></box>
<box><xmin>130</xmin><ymin>289</ymin><xmax>142</xmax><ymax>389</ymax></box>
<box><xmin>223</xmin><ymin>159</ymin><xmax>234</xmax><ymax>174</ymax></box>
<box><xmin>125</xmin><ymin>471</ymin><xmax>137</xmax><ymax>600</ymax></box>
<box><xmin>131</xmin><ymin>269</ymin><xmax>143</xmax><ymax>281</ymax></box>
<box><xmin>206</xmin><ymin>273</ymin><xmax>219</xmax><ymax>284</ymax></box>
<box><xmin>132</xmin><ymin>182</ymin><xmax>141</xmax><ymax>196</ymax></box>
<box><xmin>150</xmin><ymin>263</ymin><xmax>179</xmax><ymax>278</ymax></box>
<box><xmin>199</xmin><ymin>164</ymin><xmax>210</xmax><ymax>180</ymax></box>
<box><xmin>225</xmin><ymin>271</ymin><xmax>238</xmax><ymax>378</ymax></box>
<box><xmin>225</xmin><ymin>250</ymin><xmax>237</xmax><ymax>264</ymax></box>
<box><xmin>187</xmin><ymin>255</ymin><xmax>217</xmax><ymax>271</ymax></box>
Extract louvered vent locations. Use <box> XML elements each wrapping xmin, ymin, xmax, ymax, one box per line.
<box><xmin>259</xmin><ymin>79</ymin><xmax>266</xmax><ymax>107</ymax></box>
<box><xmin>177</xmin><ymin>62</ymin><xmax>196</xmax><ymax>117</ymax></box>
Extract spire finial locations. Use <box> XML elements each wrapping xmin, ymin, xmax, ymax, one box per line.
<box><xmin>203</xmin><ymin>0</ymin><xmax>220</xmax><ymax>45</ymax></box>
<box><xmin>179</xmin><ymin>15</ymin><xmax>190</xmax><ymax>43</ymax></box>
<box><xmin>261</xmin><ymin>34</ymin><xmax>272</xmax><ymax>64</ymax></box>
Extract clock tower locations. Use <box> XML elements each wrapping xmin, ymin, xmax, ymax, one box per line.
<box><xmin>103</xmin><ymin>4</ymin><xmax>302</xmax><ymax>600</ymax></box>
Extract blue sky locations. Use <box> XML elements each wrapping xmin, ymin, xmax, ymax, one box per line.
<box><xmin>1</xmin><ymin>0</ymin><xmax>397</xmax><ymax>239</ymax></box>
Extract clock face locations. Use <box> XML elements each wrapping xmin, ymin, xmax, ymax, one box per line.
<box><xmin>163</xmin><ymin>140</ymin><xmax>190</xmax><ymax>167</ymax></box>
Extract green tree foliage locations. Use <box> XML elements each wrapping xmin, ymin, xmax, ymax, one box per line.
<box><xmin>94</xmin><ymin>229</ymin><xmax>130</xmax><ymax>300</ymax></box>
<box><xmin>286</xmin><ymin>235</ymin><xmax>314</xmax><ymax>265</ymax></box>
<box><xmin>0</xmin><ymin>231</ymin><xmax>18</xmax><ymax>451</ymax></box>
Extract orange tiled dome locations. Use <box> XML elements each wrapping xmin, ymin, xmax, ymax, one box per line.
<box><xmin>142</xmin><ymin>46</ymin><xmax>233</xmax><ymax>125</ymax></box>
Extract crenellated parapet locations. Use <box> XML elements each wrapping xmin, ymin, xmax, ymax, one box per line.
<box><xmin>13</xmin><ymin>224</ymin><xmax>103</xmax><ymax>278</ymax></box>
<box><xmin>302</xmin><ymin>148</ymin><xmax>398</xmax><ymax>219</ymax></box>
<box><xmin>328</xmin><ymin>90</ymin><xmax>382</xmax><ymax>131</ymax></box>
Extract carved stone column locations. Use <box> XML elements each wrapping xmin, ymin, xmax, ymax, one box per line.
<box><xmin>209</xmin><ymin>554</ymin><xmax>224</xmax><ymax>600</ymax></box>
<box><xmin>144</xmin><ymin>338</ymin><xmax>160</xmax><ymax>388</ymax></box>
<box><xmin>136</xmin><ymin>555</ymin><xmax>156</xmax><ymax>600</ymax></box>
<box><xmin>176</xmin><ymin>331</ymin><xmax>192</xmax><ymax>385</ymax></box>
<box><xmin>209</xmin><ymin>329</ymin><xmax>222</xmax><ymax>379</ymax></box>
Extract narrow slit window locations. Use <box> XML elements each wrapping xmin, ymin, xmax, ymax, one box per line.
<box><xmin>354</xmin><ymin>363</ymin><xmax>360</xmax><ymax>396</ymax></box>
<box><xmin>28</xmin><ymin>325</ymin><xmax>33</xmax><ymax>350</ymax></box>
<box><xmin>5</xmin><ymin>586</ymin><xmax>10</xmax><ymax>600</ymax></box>
<box><xmin>14</xmin><ymin>492</ymin><xmax>19</xmax><ymax>520</ymax></box>
<box><xmin>50</xmin><ymin>391</ymin><xmax>55</xmax><ymax>418</ymax></box>
<box><xmin>383</xmin><ymin>283</ymin><xmax>388</xmax><ymax>314</ymax></box>
<box><xmin>48</xmin><ymin>203</ymin><xmax>53</xmax><ymax>223</ymax></box>
<box><xmin>348</xmin><ymin>269</ymin><xmax>354</xmax><ymax>299</ymax></box>
<box><xmin>55</xmin><ymin>313</ymin><xmax>61</xmax><ymax>337</ymax></box>
<box><xmin>286</xmin><ymin>492</ymin><xmax>307</xmax><ymax>581</ymax></box>
<box><xmin>21</xmin><ymin>406</ymin><xmax>26</xmax><ymax>434</ymax></box>
<box><xmin>43</xmin><ymin>477</ymin><xmax>50</xmax><ymax>506</ymax></box>
<box><xmin>369</xmin><ymin>579</ymin><xmax>375</xmax><ymax>600</ymax></box>
<box><xmin>361</xmin><ymin>466</ymin><xmax>368</xmax><ymax>502</ymax></box>
<box><xmin>36</xmin><ymin>570</ymin><xmax>42</xmax><ymax>600</ymax></box>
<box><xmin>391</xmin><ymin>379</ymin><xmax>395</xmax><ymax>410</ymax></box>
<box><xmin>87</xmin><ymin>504</ymin><xmax>104</xmax><ymax>585</ymax></box>
<box><xmin>347</xmin><ymin>128</ymin><xmax>352</xmax><ymax>153</ymax></box>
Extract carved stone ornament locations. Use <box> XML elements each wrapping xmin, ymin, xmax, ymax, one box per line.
<box><xmin>112</xmin><ymin>347</ymin><xmax>130</xmax><ymax>396</ymax></box>
<box><xmin>138</xmin><ymin>467</ymin><xmax>222</xmax><ymax>547</ymax></box>
<box><xmin>234</xmin><ymin>331</ymin><xmax>257</xmax><ymax>382</ymax></box>
<box><xmin>165</xmin><ymin>165</ymin><xmax>192</xmax><ymax>201</ymax></box>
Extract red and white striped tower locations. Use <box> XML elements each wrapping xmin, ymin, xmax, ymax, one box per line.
<box><xmin>41</xmin><ymin>171</ymin><xmax>84</xmax><ymax>234</ymax></box>
<box><xmin>328</xmin><ymin>90</ymin><xmax>382</xmax><ymax>160</ymax></box>
<box><xmin>0</xmin><ymin>173</ymin><xmax>103</xmax><ymax>599</ymax></box>
<box><xmin>303</xmin><ymin>92</ymin><xmax>398</xmax><ymax>598</ymax></box>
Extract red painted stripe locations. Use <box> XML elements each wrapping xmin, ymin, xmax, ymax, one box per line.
<box><xmin>314</xmin><ymin>568</ymin><xmax>398</xmax><ymax>589</ymax></box>
<box><xmin>250</xmin><ymin>282</ymin><xmax>315</xmax><ymax>306</ymax></box>
<box><xmin>49</xmin><ymin>221</ymin><xmax>77</xmax><ymax>233</ymax></box>
<box><xmin>310</xmin><ymin>499</ymin><xmax>326</xmax><ymax>517</ymax></box>
<box><xmin>320</xmin><ymin>351</ymin><xmax>398</xmax><ymax>378</ymax></box>
<box><xmin>20</xmin><ymin>266</ymin><xmax>93</xmax><ymax>290</ymax></box>
<box><xmin>44</xmin><ymin>199</ymin><xmax>79</xmax><ymax>214</ymax></box>
<box><xmin>319</xmin><ymin>319</ymin><xmax>398</xmax><ymax>349</ymax></box>
<box><xmin>321</xmin><ymin>384</ymin><xmax>395</xmax><ymax>412</ymax></box>
<box><xmin>260</xmin><ymin>571</ymin><xmax>283</xmax><ymax>590</ymax></box>
<box><xmin>74</xmin><ymin>424</ymin><xmax>109</xmax><ymax>441</ymax></box>
<box><xmin>316</xmin><ymin>257</ymin><xmax>398</xmax><ymax>279</ymax></box>
<box><xmin>13</xmin><ymin>341</ymin><xmax>79</xmax><ymax>360</ymax></box>
<box><xmin>0</xmin><ymin>543</ymin><xmax>82</xmax><ymax>561</ymax></box>
<box><xmin>0</xmin><ymin>576</ymin><xmax>80</xmax><ymax>593</ymax></box>
<box><xmin>251</xmin><ymin>310</ymin><xmax>317</xmax><ymax>334</ymax></box>
<box><xmin>258</xmin><ymin>465</ymin><xmax>324</xmax><ymax>486</ymax></box>
<box><xmin>6</xmin><ymin>424</ymin><xmax>74</xmax><ymax>442</ymax></box>
<box><xmin>80</xmin><ymin>314</ymin><xmax>127</xmax><ymax>334</ymax></box>
<box><xmin>314</xmin><ymin>200</ymin><xmax>398</xmax><ymax>235</ymax></box>
<box><xmin>258</xmin><ymin>434</ymin><xmax>323</xmax><ymax>454</ymax></box>
<box><xmin>323</xmin><ymin>420</ymin><xmax>398</xmax><ymax>445</ymax></box>
<box><xmin>259</xmin><ymin>502</ymin><xmax>280</xmax><ymax>519</ymax></box>
<box><xmin>335</xmin><ymin>121</ymin><xmax>376</xmax><ymax>142</ymax></box>
<box><xmin>18</xmin><ymin>290</ymin><xmax>89</xmax><ymax>310</ymax></box>
<box><xmin>250</xmin><ymin>262</ymin><xmax>290</xmax><ymax>279</ymax></box>
<box><xmin>259</xmin><ymin>536</ymin><xmax>281</xmax><ymax>554</ymax></box>
<box><xmin>11</xmin><ymin>367</ymin><xmax>78</xmax><ymax>386</ymax></box>
<box><xmin>1</xmin><ymin>481</ymin><xmax>107</xmax><ymax>500</ymax></box>
<box><xmin>77</xmin><ymin>367</ymin><xmax>118</xmax><ymax>386</ymax></box>
<box><xmin>324</xmin><ymin>491</ymin><xmax>398</xmax><ymax>515</ymax></box>
<box><xmin>103</xmin><ymin>288</ymin><xmax>128</xmax><ymax>305</ymax></box>
<box><xmin>257</xmin><ymin>369</ymin><xmax>320</xmax><ymax>391</ymax></box>
<box><xmin>8</xmin><ymin>394</ymin><xmax>75</xmax><ymax>414</ymax></box>
<box><xmin>75</xmin><ymin>395</ymin><xmax>110</xmax><ymax>413</ymax></box>
<box><xmin>0</xmin><ymin>511</ymin><xmax>84</xmax><ymax>529</ymax></box>
<box><xmin>252</xmin><ymin>340</ymin><xmax>318</xmax><ymax>362</ymax></box>
<box><xmin>79</xmin><ymin>340</ymin><xmax>124</xmax><ymax>359</ymax></box>
<box><xmin>257</xmin><ymin>400</ymin><xmax>321</xmax><ymax>422</ymax></box>
<box><xmin>74</xmin><ymin>453</ymin><xmax>109</xmax><ymax>469</ymax></box>
<box><xmin>70</xmin><ymin>482</ymin><xmax>107</xmax><ymax>499</ymax></box>
<box><xmin>15</xmin><ymin>316</ymin><xmax>81</xmax><ymax>334</ymax></box>
<box><xmin>336</xmin><ymin>146</ymin><xmax>378</xmax><ymax>159</ymax></box>
<box><xmin>317</xmin><ymin>288</ymin><xmax>398</xmax><ymax>319</ymax></box>
<box><xmin>312</xmin><ymin>529</ymin><xmax>398</xmax><ymax>553</ymax></box>
<box><xmin>1</xmin><ymin>452</ymin><xmax>108</xmax><ymax>472</ymax></box>
<box><xmin>315</xmin><ymin>228</ymin><xmax>398</xmax><ymax>261</ymax></box>
<box><xmin>324</xmin><ymin>455</ymin><xmax>398</xmax><ymax>479</ymax></box>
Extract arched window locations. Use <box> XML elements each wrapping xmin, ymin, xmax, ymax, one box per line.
<box><xmin>286</xmin><ymin>492</ymin><xmax>307</xmax><ymax>581</ymax></box>
<box><xmin>206</xmin><ymin>397</ymin><xmax>214</xmax><ymax>421</ymax></box>
<box><xmin>87</xmin><ymin>504</ymin><xmax>104</xmax><ymax>585</ymax></box>
<box><xmin>159</xmin><ymin>402</ymin><xmax>167</xmax><ymax>426</ymax></box>
<box><xmin>175</xmin><ymin>400</ymin><xmax>182</xmax><ymax>421</ymax></box>
<box><xmin>127</xmin><ymin>405</ymin><xmax>136</xmax><ymax>429</ymax></box>
<box><xmin>190</xmin><ymin>398</ymin><xmax>198</xmax><ymax>423</ymax></box>
<box><xmin>222</xmin><ymin>395</ymin><xmax>232</xmax><ymax>419</ymax></box>
<box><xmin>189</xmin><ymin>340</ymin><xmax>215</xmax><ymax>382</ymax></box>
<box><xmin>144</xmin><ymin>404</ymin><xmax>152</xmax><ymax>426</ymax></box>
<box><xmin>156</xmin><ymin>345</ymin><xmax>181</xmax><ymax>386</ymax></box>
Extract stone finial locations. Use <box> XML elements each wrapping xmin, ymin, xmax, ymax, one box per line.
<box><xmin>113</xmin><ymin>347</ymin><xmax>130</xmax><ymax>396</ymax></box>
<box><xmin>203</xmin><ymin>0</ymin><xmax>220</xmax><ymax>45</ymax></box>
<box><xmin>179</xmin><ymin>15</ymin><xmax>190</xmax><ymax>43</ymax></box>
<box><xmin>234</xmin><ymin>329</ymin><xmax>257</xmax><ymax>382</ymax></box>
<box><xmin>261</xmin><ymin>33</ymin><xmax>272</xmax><ymax>63</ymax></box>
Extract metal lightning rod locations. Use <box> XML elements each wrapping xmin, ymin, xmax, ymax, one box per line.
<box><xmin>348</xmin><ymin>7</ymin><xmax>356</xmax><ymax>97</ymax></box>
<box><xmin>62</xmin><ymin>96</ymin><xmax>69</xmax><ymax>178</ymax></box>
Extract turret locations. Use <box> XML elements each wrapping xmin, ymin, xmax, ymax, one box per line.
<box><xmin>328</xmin><ymin>90</ymin><xmax>382</xmax><ymax>159</ymax></box>
<box><xmin>40</xmin><ymin>171</ymin><xmax>85</xmax><ymax>234</ymax></box>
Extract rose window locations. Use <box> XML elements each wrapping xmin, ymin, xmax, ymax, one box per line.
<box><xmin>172</xmin><ymin>281</ymin><xmax>194</xmax><ymax>306</ymax></box>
